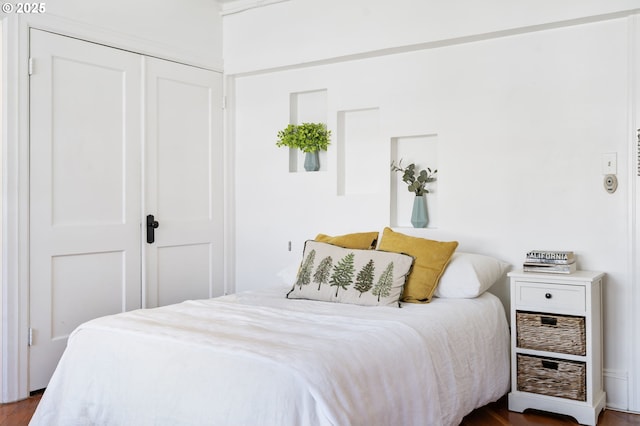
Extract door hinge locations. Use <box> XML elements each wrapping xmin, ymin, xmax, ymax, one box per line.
<box><xmin>222</xmin><ymin>96</ymin><xmax>227</xmax><ymax>109</ymax></box>
<box><xmin>637</xmin><ymin>129</ymin><xmax>640</xmax><ymax>176</ymax></box>
<box><xmin>28</xmin><ymin>57</ymin><xmax>34</xmax><ymax>76</ymax></box>
<box><xmin>28</xmin><ymin>328</ymin><xmax>33</xmax><ymax>346</ymax></box>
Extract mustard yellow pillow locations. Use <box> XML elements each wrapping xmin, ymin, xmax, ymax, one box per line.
<box><xmin>378</xmin><ymin>227</ymin><xmax>458</xmax><ymax>303</ymax></box>
<box><xmin>315</xmin><ymin>232</ymin><xmax>378</xmax><ymax>250</ymax></box>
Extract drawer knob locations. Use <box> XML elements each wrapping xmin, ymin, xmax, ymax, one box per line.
<box><xmin>545</xmin><ymin>293</ymin><xmax>552</xmax><ymax>299</ymax></box>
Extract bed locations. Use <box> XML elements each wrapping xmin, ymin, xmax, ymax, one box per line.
<box><xmin>30</xmin><ymin>229</ymin><xmax>511</xmax><ymax>426</ymax></box>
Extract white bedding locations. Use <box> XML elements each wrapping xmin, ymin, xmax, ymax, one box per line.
<box><xmin>30</xmin><ymin>286</ymin><xmax>510</xmax><ymax>426</ymax></box>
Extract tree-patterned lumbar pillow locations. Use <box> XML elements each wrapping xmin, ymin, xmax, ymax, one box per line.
<box><xmin>286</xmin><ymin>240</ymin><xmax>414</xmax><ymax>307</ymax></box>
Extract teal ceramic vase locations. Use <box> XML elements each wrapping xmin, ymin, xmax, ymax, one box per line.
<box><xmin>411</xmin><ymin>195</ymin><xmax>428</xmax><ymax>228</ymax></box>
<box><xmin>304</xmin><ymin>151</ymin><xmax>320</xmax><ymax>171</ymax></box>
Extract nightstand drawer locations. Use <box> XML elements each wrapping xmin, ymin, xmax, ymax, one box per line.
<box><xmin>517</xmin><ymin>354</ymin><xmax>586</xmax><ymax>401</ymax></box>
<box><xmin>516</xmin><ymin>311</ymin><xmax>586</xmax><ymax>355</ymax></box>
<box><xmin>515</xmin><ymin>282</ymin><xmax>586</xmax><ymax>312</ymax></box>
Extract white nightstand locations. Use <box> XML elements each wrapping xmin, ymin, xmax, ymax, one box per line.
<box><xmin>508</xmin><ymin>270</ymin><xmax>606</xmax><ymax>426</ymax></box>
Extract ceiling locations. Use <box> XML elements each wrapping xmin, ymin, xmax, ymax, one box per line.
<box><xmin>217</xmin><ymin>0</ymin><xmax>291</xmax><ymax>16</ymax></box>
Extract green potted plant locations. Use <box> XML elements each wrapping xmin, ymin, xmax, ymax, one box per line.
<box><xmin>391</xmin><ymin>160</ymin><xmax>437</xmax><ymax>227</ymax></box>
<box><xmin>276</xmin><ymin>122</ymin><xmax>331</xmax><ymax>171</ymax></box>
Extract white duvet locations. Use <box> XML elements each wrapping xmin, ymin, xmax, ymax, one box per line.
<box><xmin>30</xmin><ymin>286</ymin><xmax>510</xmax><ymax>426</ymax></box>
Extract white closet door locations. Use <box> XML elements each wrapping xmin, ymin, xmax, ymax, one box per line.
<box><xmin>144</xmin><ymin>57</ymin><xmax>224</xmax><ymax>307</ymax></box>
<box><xmin>29</xmin><ymin>30</ymin><xmax>143</xmax><ymax>391</ymax></box>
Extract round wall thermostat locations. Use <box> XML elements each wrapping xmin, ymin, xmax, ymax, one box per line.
<box><xmin>604</xmin><ymin>174</ymin><xmax>618</xmax><ymax>194</ymax></box>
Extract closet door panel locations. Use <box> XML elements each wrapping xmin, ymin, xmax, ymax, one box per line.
<box><xmin>144</xmin><ymin>57</ymin><xmax>224</xmax><ymax>307</ymax></box>
<box><xmin>29</xmin><ymin>29</ymin><xmax>143</xmax><ymax>391</ymax></box>
<box><xmin>156</xmin><ymin>244</ymin><xmax>211</xmax><ymax>307</ymax></box>
<box><xmin>156</xmin><ymin>78</ymin><xmax>211</xmax><ymax>221</ymax></box>
<box><xmin>50</xmin><ymin>58</ymin><xmax>126</xmax><ymax>225</ymax></box>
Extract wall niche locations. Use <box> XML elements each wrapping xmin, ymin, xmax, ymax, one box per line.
<box><xmin>288</xmin><ymin>89</ymin><xmax>328</xmax><ymax>173</ymax></box>
<box><xmin>336</xmin><ymin>108</ymin><xmax>380</xmax><ymax>196</ymax></box>
<box><xmin>390</xmin><ymin>134</ymin><xmax>438</xmax><ymax>228</ymax></box>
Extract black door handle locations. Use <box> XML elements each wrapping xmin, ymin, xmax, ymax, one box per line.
<box><xmin>146</xmin><ymin>214</ymin><xmax>159</xmax><ymax>244</ymax></box>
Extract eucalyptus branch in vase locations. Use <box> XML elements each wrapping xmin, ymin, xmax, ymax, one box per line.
<box><xmin>390</xmin><ymin>160</ymin><xmax>438</xmax><ymax>196</ymax></box>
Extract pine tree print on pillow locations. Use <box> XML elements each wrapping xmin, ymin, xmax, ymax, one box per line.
<box><xmin>330</xmin><ymin>253</ymin><xmax>355</xmax><ymax>297</ymax></box>
<box><xmin>372</xmin><ymin>262</ymin><xmax>394</xmax><ymax>302</ymax></box>
<box><xmin>296</xmin><ymin>249</ymin><xmax>316</xmax><ymax>290</ymax></box>
<box><xmin>313</xmin><ymin>256</ymin><xmax>333</xmax><ymax>290</ymax></box>
<box><xmin>354</xmin><ymin>259</ymin><xmax>375</xmax><ymax>297</ymax></box>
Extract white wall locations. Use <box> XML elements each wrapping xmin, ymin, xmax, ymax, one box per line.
<box><xmin>224</xmin><ymin>1</ymin><xmax>638</xmax><ymax>411</ymax></box>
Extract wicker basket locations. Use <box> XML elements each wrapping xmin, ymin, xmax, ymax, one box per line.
<box><xmin>517</xmin><ymin>354</ymin><xmax>586</xmax><ymax>401</ymax></box>
<box><xmin>516</xmin><ymin>311</ymin><xmax>586</xmax><ymax>356</ymax></box>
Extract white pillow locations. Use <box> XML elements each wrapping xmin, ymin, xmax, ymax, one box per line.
<box><xmin>435</xmin><ymin>252</ymin><xmax>509</xmax><ymax>298</ymax></box>
<box><xmin>287</xmin><ymin>240</ymin><xmax>414</xmax><ymax>307</ymax></box>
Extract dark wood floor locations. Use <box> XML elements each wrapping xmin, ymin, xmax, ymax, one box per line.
<box><xmin>461</xmin><ymin>396</ymin><xmax>640</xmax><ymax>426</ymax></box>
<box><xmin>2</xmin><ymin>392</ymin><xmax>640</xmax><ymax>425</ymax></box>
<box><xmin>0</xmin><ymin>390</ymin><xmax>43</xmax><ymax>426</ymax></box>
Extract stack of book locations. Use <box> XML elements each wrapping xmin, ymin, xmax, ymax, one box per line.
<box><xmin>523</xmin><ymin>250</ymin><xmax>576</xmax><ymax>274</ymax></box>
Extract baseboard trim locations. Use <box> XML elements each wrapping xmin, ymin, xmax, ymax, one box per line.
<box><xmin>604</xmin><ymin>369</ymin><xmax>628</xmax><ymax>410</ymax></box>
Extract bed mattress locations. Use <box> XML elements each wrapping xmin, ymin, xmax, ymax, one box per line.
<box><xmin>30</xmin><ymin>286</ymin><xmax>510</xmax><ymax>426</ymax></box>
